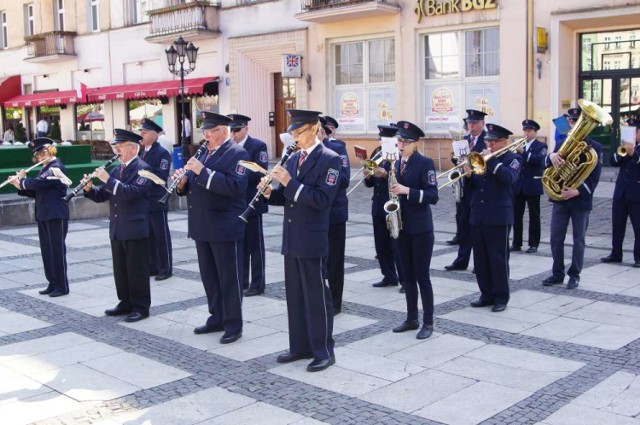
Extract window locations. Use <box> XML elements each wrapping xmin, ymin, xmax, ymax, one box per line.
<box><xmin>423</xmin><ymin>28</ymin><xmax>500</xmax><ymax>133</ymax></box>
<box><xmin>132</xmin><ymin>0</ymin><xmax>151</xmax><ymax>24</ymax></box>
<box><xmin>88</xmin><ymin>0</ymin><xmax>99</xmax><ymax>32</ymax></box>
<box><xmin>24</xmin><ymin>4</ymin><xmax>34</xmax><ymax>36</ymax></box>
<box><xmin>615</xmin><ymin>35</ymin><xmax>622</xmax><ymax>49</ymax></box>
<box><xmin>604</xmin><ymin>36</ymin><xmax>610</xmax><ymax>50</ymax></box>
<box><xmin>332</xmin><ymin>38</ymin><xmax>395</xmax><ymax>133</ymax></box>
<box><xmin>55</xmin><ymin>0</ymin><xmax>64</xmax><ymax>31</ymax></box>
<box><xmin>1</xmin><ymin>11</ymin><xmax>7</xmax><ymax>49</ymax></box>
<box><xmin>580</xmin><ymin>29</ymin><xmax>640</xmax><ymax>72</ymax></box>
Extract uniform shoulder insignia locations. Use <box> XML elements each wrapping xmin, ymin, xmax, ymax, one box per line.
<box><xmin>541</xmin><ymin>148</ymin><xmax>547</xmax><ymax>156</ymax></box>
<box><xmin>509</xmin><ymin>158</ymin><xmax>520</xmax><ymax>170</ymax></box>
<box><xmin>340</xmin><ymin>154</ymin><xmax>349</xmax><ymax>168</ymax></box>
<box><xmin>326</xmin><ymin>168</ymin><xmax>339</xmax><ymax>186</ymax></box>
<box><xmin>136</xmin><ymin>176</ymin><xmax>147</xmax><ymax>185</ymax></box>
<box><xmin>259</xmin><ymin>151</ymin><xmax>268</xmax><ymax>163</ymax></box>
<box><xmin>160</xmin><ymin>159</ymin><xmax>169</xmax><ymax>170</ymax></box>
<box><xmin>428</xmin><ymin>170</ymin><xmax>436</xmax><ymax>185</ymax></box>
<box><xmin>236</xmin><ymin>163</ymin><xmax>246</xmax><ymax>175</ymax></box>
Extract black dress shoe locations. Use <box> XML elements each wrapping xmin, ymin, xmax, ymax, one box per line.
<box><xmin>542</xmin><ymin>275</ymin><xmax>564</xmax><ymax>286</ymax></box>
<box><xmin>491</xmin><ymin>304</ymin><xmax>507</xmax><ymax>312</ymax></box>
<box><xmin>392</xmin><ymin>320</ymin><xmax>419</xmax><ymax>333</ymax></box>
<box><xmin>39</xmin><ymin>288</ymin><xmax>53</xmax><ymax>295</ymax></box>
<box><xmin>244</xmin><ymin>288</ymin><xmax>264</xmax><ymax>297</ymax></box>
<box><xmin>372</xmin><ymin>280</ymin><xmax>398</xmax><ymax>287</ymax></box>
<box><xmin>509</xmin><ymin>245</ymin><xmax>522</xmax><ymax>252</ymax></box>
<box><xmin>220</xmin><ymin>331</ymin><xmax>242</xmax><ymax>344</ymax></box>
<box><xmin>49</xmin><ymin>290</ymin><xmax>69</xmax><ymax>298</ymax></box>
<box><xmin>104</xmin><ymin>306</ymin><xmax>132</xmax><ymax>316</ymax></box>
<box><xmin>399</xmin><ymin>286</ymin><xmax>406</xmax><ymax>294</ymax></box>
<box><xmin>276</xmin><ymin>352</ymin><xmax>313</xmax><ymax>364</ymax></box>
<box><xmin>193</xmin><ymin>323</ymin><xmax>224</xmax><ymax>335</ymax></box>
<box><xmin>150</xmin><ymin>271</ymin><xmax>158</xmax><ymax>277</ymax></box>
<box><xmin>307</xmin><ymin>355</ymin><xmax>335</xmax><ymax>372</ymax></box>
<box><xmin>444</xmin><ymin>263</ymin><xmax>467</xmax><ymax>271</ymax></box>
<box><xmin>526</xmin><ymin>246</ymin><xmax>538</xmax><ymax>254</ymax></box>
<box><xmin>567</xmin><ymin>277</ymin><xmax>580</xmax><ymax>289</ymax></box>
<box><xmin>416</xmin><ymin>325</ymin><xmax>433</xmax><ymax>340</ymax></box>
<box><xmin>470</xmin><ymin>299</ymin><xmax>494</xmax><ymax>307</ymax></box>
<box><xmin>124</xmin><ymin>312</ymin><xmax>148</xmax><ymax>323</ymax></box>
<box><xmin>446</xmin><ymin>236</ymin><xmax>459</xmax><ymax>245</ymax></box>
<box><xmin>154</xmin><ymin>273</ymin><xmax>171</xmax><ymax>281</ymax></box>
<box><xmin>600</xmin><ymin>254</ymin><xmax>622</xmax><ymax>263</ymax></box>
<box><xmin>333</xmin><ymin>307</ymin><xmax>341</xmax><ymax>316</ymax></box>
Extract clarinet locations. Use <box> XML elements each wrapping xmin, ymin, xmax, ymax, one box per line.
<box><xmin>158</xmin><ymin>143</ymin><xmax>208</xmax><ymax>205</ymax></box>
<box><xmin>63</xmin><ymin>154</ymin><xmax>119</xmax><ymax>203</ymax></box>
<box><xmin>239</xmin><ymin>142</ymin><xmax>298</xmax><ymax>223</ymax></box>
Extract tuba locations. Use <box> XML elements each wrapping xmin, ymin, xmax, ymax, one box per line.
<box><xmin>542</xmin><ymin>99</ymin><xmax>613</xmax><ymax>201</ymax></box>
<box><xmin>383</xmin><ymin>153</ymin><xmax>402</xmax><ymax>239</ymax></box>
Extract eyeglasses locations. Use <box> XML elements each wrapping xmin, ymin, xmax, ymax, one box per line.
<box><xmin>202</xmin><ymin>127</ymin><xmax>223</xmax><ymax>134</ymax></box>
<box><xmin>289</xmin><ymin>126</ymin><xmax>312</xmax><ymax>137</ymax></box>
<box><xmin>230</xmin><ymin>128</ymin><xmax>244</xmax><ymax>133</ymax></box>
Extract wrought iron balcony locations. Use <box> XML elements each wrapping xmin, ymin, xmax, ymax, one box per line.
<box><xmin>24</xmin><ymin>31</ymin><xmax>76</xmax><ymax>62</ymax></box>
<box><xmin>297</xmin><ymin>0</ymin><xmax>400</xmax><ymax>23</ymax></box>
<box><xmin>146</xmin><ymin>0</ymin><xmax>221</xmax><ymax>44</ymax></box>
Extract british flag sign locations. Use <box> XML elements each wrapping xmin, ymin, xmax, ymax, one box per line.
<box><xmin>282</xmin><ymin>54</ymin><xmax>302</xmax><ymax>78</ymax></box>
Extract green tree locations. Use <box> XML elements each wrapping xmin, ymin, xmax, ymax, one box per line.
<box><xmin>14</xmin><ymin>123</ymin><xmax>26</xmax><ymax>142</ymax></box>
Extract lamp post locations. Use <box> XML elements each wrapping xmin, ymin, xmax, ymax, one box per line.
<box><xmin>165</xmin><ymin>37</ymin><xmax>199</xmax><ymax>162</ymax></box>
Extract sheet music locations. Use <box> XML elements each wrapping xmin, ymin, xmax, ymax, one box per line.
<box><xmin>380</xmin><ymin>136</ymin><xmax>399</xmax><ymax>160</ymax></box>
<box><xmin>279</xmin><ymin>133</ymin><xmax>296</xmax><ymax>148</ymax></box>
<box><xmin>621</xmin><ymin>126</ymin><xmax>636</xmax><ymax>144</ymax></box>
<box><xmin>452</xmin><ymin>139</ymin><xmax>470</xmax><ymax>158</ymax></box>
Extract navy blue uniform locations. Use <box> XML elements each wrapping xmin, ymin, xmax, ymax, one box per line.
<box><xmin>322</xmin><ymin>137</ymin><xmax>350</xmax><ymax>311</ymax></box>
<box><xmin>140</xmin><ymin>142</ymin><xmax>173</xmax><ymax>277</ymax></box>
<box><xmin>513</xmin><ymin>139</ymin><xmax>547</xmax><ymax>249</ymax></box>
<box><xmin>178</xmin><ymin>140</ymin><xmax>248</xmax><ymax>335</ymax></box>
<box><xmin>364</xmin><ymin>161</ymin><xmax>402</xmax><ymax>285</ymax></box>
<box><xmin>240</xmin><ymin>136</ymin><xmax>268</xmax><ymax>292</ymax></box>
<box><xmin>84</xmin><ymin>157</ymin><xmax>153</xmax><ymax>314</ymax></box>
<box><xmin>18</xmin><ymin>158</ymin><xmax>70</xmax><ymax>294</ymax></box>
<box><xmin>395</xmin><ymin>153</ymin><xmax>439</xmax><ymax>325</ymax></box>
<box><xmin>469</xmin><ymin>151</ymin><xmax>521</xmax><ymax>305</ymax></box>
<box><xmin>609</xmin><ymin>146</ymin><xmax>640</xmax><ymax>263</ymax></box>
<box><xmin>268</xmin><ymin>143</ymin><xmax>340</xmax><ymax>362</ymax></box>
<box><xmin>545</xmin><ymin>139</ymin><xmax>602</xmax><ymax>280</ymax></box>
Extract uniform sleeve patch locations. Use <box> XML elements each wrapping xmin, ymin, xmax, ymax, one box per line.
<box><xmin>136</xmin><ymin>176</ymin><xmax>147</xmax><ymax>185</ymax></box>
<box><xmin>541</xmin><ymin>148</ymin><xmax>547</xmax><ymax>156</ymax></box>
<box><xmin>40</xmin><ymin>170</ymin><xmax>52</xmax><ymax>179</ymax></box>
<box><xmin>259</xmin><ymin>151</ymin><xmax>268</xmax><ymax>163</ymax></box>
<box><xmin>236</xmin><ymin>163</ymin><xmax>246</xmax><ymax>175</ymax></box>
<box><xmin>428</xmin><ymin>170</ymin><xmax>436</xmax><ymax>185</ymax></box>
<box><xmin>340</xmin><ymin>154</ymin><xmax>349</xmax><ymax>168</ymax></box>
<box><xmin>160</xmin><ymin>159</ymin><xmax>169</xmax><ymax>170</ymax></box>
<box><xmin>326</xmin><ymin>168</ymin><xmax>339</xmax><ymax>186</ymax></box>
<box><xmin>509</xmin><ymin>159</ymin><xmax>520</xmax><ymax>170</ymax></box>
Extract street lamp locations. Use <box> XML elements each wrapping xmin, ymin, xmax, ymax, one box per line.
<box><xmin>165</xmin><ymin>37</ymin><xmax>199</xmax><ymax>162</ymax></box>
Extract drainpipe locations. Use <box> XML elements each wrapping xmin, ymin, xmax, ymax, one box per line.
<box><xmin>526</xmin><ymin>0</ymin><xmax>534</xmax><ymax>118</ymax></box>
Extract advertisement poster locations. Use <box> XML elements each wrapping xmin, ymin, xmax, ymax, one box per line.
<box><xmin>335</xmin><ymin>89</ymin><xmax>365</xmax><ymax>132</ymax></box>
<box><xmin>424</xmin><ymin>84</ymin><xmax>461</xmax><ymax>132</ymax></box>
<box><xmin>465</xmin><ymin>82</ymin><xmax>500</xmax><ymax>123</ymax></box>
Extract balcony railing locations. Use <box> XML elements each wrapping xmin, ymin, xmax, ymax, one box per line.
<box><xmin>302</xmin><ymin>0</ymin><xmax>379</xmax><ymax>11</ymax></box>
<box><xmin>25</xmin><ymin>31</ymin><xmax>76</xmax><ymax>60</ymax></box>
<box><xmin>147</xmin><ymin>0</ymin><xmax>220</xmax><ymax>41</ymax></box>
<box><xmin>297</xmin><ymin>0</ymin><xmax>399</xmax><ymax>22</ymax></box>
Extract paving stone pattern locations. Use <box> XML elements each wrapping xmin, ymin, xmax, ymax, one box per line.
<box><xmin>0</xmin><ymin>168</ymin><xmax>639</xmax><ymax>425</ymax></box>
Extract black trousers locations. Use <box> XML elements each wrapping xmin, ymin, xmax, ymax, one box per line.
<box><xmin>148</xmin><ymin>210</ymin><xmax>172</xmax><ymax>276</ymax></box>
<box><xmin>244</xmin><ymin>214</ymin><xmax>266</xmax><ymax>291</ymax></box>
<box><xmin>513</xmin><ymin>194</ymin><xmax>541</xmax><ymax>248</ymax></box>
<box><xmin>195</xmin><ymin>240</ymin><xmax>244</xmax><ymax>335</ymax></box>
<box><xmin>454</xmin><ymin>200</ymin><xmax>462</xmax><ymax>238</ymax></box>
<box><xmin>397</xmin><ymin>231</ymin><xmax>435</xmax><ymax>325</ymax></box>
<box><xmin>38</xmin><ymin>219</ymin><xmax>69</xmax><ymax>294</ymax></box>
<box><xmin>372</xmin><ymin>215</ymin><xmax>400</xmax><ymax>284</ymax></box>
<box><xmin>453</xmin><ymin>199</ymin><xmax>472</xmax><ymax>268</ymax></box>
<box><xmin>111</xmin><ymin>238</ymin><xmax>151</xmax><ymax>314</ymax></box>
<box><xmin>326</xmin><ymin>222</ymin><xmax>346</xmax><ymax>310</ymax></box>
<box><xmin>284</xmin><ymin>256</ymin><xmax>334</xmax><ymax>361</ymax></box>
<box><xmin>611</xmin><ymin>199</ymin><xmax>640</xmax><ymax>262</ymax></box>
<box><xmin>472</xmin><ymin>225</ymin><xmax>511</xmax><ymax>305</ymax></box>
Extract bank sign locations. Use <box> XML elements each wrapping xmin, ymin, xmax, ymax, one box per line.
<box><xmin>415</xmin><ymin>0</ymin><xmax>497</xmax><ymax>22</ymax></box>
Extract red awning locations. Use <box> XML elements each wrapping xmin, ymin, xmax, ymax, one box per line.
<box><xmin>4</xmin><ymin>90</ymin><xmax>82</xmax><ymax>108</ymax></box>
<box><xmin>0</xmin><ymin>76</ymin><xmax>22</xmax><ymax>105</ymax></box>
<box><xmin>87</xmin><ymin>77</ymin><xmax>219</xmax><ymax>102</ymax></box>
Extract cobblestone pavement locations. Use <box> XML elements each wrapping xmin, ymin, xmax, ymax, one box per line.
<box><xmin>0</xmin><ymin>167</ymin><xmax>639</xmax><ymax>425</ymax></box>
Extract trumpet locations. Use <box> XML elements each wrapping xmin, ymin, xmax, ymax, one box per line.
<box><xmin>63</xmin><ymin>155</ymin><xmax>119</xmax><ymax>203</ymax></box>
<box><xmin>0</xmin><ymin>156</ymin><xmax>54</xmax><ymax>189</ymax></box>
<box><xmin>617</xmin><ymin>140</ymin><xmax>636</xmax><ymax>157</ymax></box>
<box><xmin>159</xmin><ymin>143</ymin><xmax>208</xmax><ymax>205</ymax></box>
<box><xmin>438</xmin><ymin>137</ymin><xmax>527</xmax><ymax>190</ymax></box>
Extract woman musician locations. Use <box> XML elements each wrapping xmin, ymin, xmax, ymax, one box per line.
<box><xmin>10</xmin><ymin>138</ymin><xmax>70</xmax><ymax>297</ymax></box>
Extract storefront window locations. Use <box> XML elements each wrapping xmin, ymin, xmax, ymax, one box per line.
<box><xmin>127</xmin><ymin>99</ymin><xmax>162</xmax><ymax>131</ymax></box>
<box><xmin>425</xmin><ymin>33</ymin><xmax>460</xmax><ymax>79</ymax></box>
<box><xmin>76</xmin><ymin>104</ymin><xmax>105</xmax><ymax>141</ymax></box>
<box><xmin>580</xmin><ymin>29</ymin><xmax>640</xmax><ymax>72</ymax></box>
<box><xmin>332</xmin><ymin>37</ymin><xmax>395</xmax><ymax>133</ymax></box>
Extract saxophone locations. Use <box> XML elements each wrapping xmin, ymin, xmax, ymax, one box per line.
<box><xmin>383</xmin><ymin>153</ymin><xmax>403</xmax><ymax>239</ymax></box>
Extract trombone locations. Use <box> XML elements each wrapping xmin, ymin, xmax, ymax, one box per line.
<box><xmin>438</xmin><ymin>137</ymin><xmax>527</xmax><ymax>190</ymax></box>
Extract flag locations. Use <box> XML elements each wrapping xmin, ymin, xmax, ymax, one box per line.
<box><xmin>74</xmin><ymin>79</ymin><xmax>87</xmax><ymax>100</ymax></box>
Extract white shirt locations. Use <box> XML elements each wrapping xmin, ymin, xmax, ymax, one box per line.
<box><xmin>37</xmin><ymin>119</ymin><xmax>48</xmax><ymax>133</ymax></box>
<box><xmin>182</xmin><ymin>118</ymin><xmax>191</xmax><ymax>138</ymax></box>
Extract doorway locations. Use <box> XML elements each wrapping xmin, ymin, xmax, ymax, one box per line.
<box><xmin>274</xmin><ymin>73</ymin><xmax>296</xmax><ymax>158</ymax></box>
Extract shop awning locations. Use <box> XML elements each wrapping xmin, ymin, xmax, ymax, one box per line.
<box><xmin>0</xmin><ymin>76</ymin><xmax>23</xmax><ymax>105</ymax></box>
<box><xmin>4</xmin><ymin>90</ymin><xmax>82</xmax><ymax>108</ymax></box>
<box><xmin>86</xmin><ymin>77</ymin><xmax>219</xmax><ymax>102</ymax></box>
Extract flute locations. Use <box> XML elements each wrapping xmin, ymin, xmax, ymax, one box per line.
<box><xmin>63</xmin><ymin>155</ymin><xmax>119</xmax><ymax>203</ymax></box>
<box><xmin>0</xmin><ymin>157</ymin><xmax>54</xmax><ymax>189</ymax></box>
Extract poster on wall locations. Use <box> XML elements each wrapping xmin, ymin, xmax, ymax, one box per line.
<box><xmin>424</xmin><ymin>84</ymin><xmax>461</xmax><ymax>133</ymax></box>
<box><xmin>335</xmin><ymin>89</ymin><xmax>365</xmax><ymax>132</ymax></box>
<box><xmin>464</xmin><ymin>82</ymin><xmax>500</xmax><ymax>124</ymax></box>
<box><xmin>368</xmin><ymin>87</ymin><xmax>396</xmax><ymax>132</ymax></box>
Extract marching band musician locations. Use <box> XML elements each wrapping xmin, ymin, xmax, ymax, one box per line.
<box><xmin>445</xmin><ymin>109</ymin><xmax>487</xmax><ymax>271</ymax></box>
<box><xmin>12</xmin><ymin>138</ymin><xmax>70</xmax><ymax>297</ymax></box>
<box><xmin>227</xmin><ymin>114</ymin><xmax>269</xmax><ymax>296</ymax></box>
<box><xmin>319</xmin><ymin>115</ymin><xmax>350</xmax><ymax>315</ymax></box>
<box><xmin>465</xmin><ymin>124</ymin><xmax>521</xmax><ymax>313</ymax></box>
<box><xmin>174</xmin><ymin>112</ymin><xmax>248</xmax><ymax>344</ymax></box>
<box><xmin>83</xmin><ymin>129</ymin><xmax>153</xmax><ymax>322</ymax></box>
<box><xmin>366</xmin><ymin>124</ymin><xmax>404</xmax><ymax>291</ymax></box>
<box><xmin>139</xmin><ymin>119</ymin><xmax>173</xmax><ymax>281</ymax></box>
<box><xmin>601</xmin><ymin>118</ymin><xmax>640</xmax><ymax>268</ymax></box>
<box><xmin>447</xmin><ymin>117</ymin><xmax>468</xmax><ymax>246</ymax></box>
<box><xmin>390</xmin><ymin>121</ymin><xmax>439</xmax><ymax>339</ymax></box>
<box><xmin>261</xmin><ymin>109</ymin><xmax>340</xmax><ymax>372</ymax></box>
<box><xmin>542</xmin><ymin>107</ymin><xmax>602</xmax><ymax>289</ymax></box>
<box><xmin>511</xmin><ymin>119</ymin><xmax>546</xmax><ymax>254</ymax></box>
